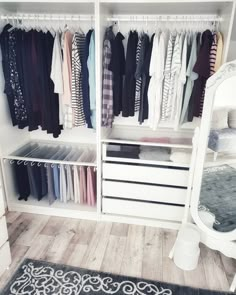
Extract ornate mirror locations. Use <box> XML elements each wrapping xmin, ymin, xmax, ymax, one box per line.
<box><xmin>191</xmin><ymin>60</ymin><xmax>236</xmax><ymax>242</ymax></box>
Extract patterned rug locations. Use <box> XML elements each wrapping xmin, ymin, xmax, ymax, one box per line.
<box><xmin>0</xmin><ymin>258</ymin><xmax>231</xmax><ymax>295</ymax></box>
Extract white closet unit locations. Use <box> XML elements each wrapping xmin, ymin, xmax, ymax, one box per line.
<box><xmin>98</xmin><ymin>0</ymin><xmax>235</xmax><ymax>228</ymax></box>
<box><xmin>0</xmin><ymin>0</ymin><xmax>99</xmax><ymax>220</ymax></box>
<box><xmin>0</xmin><ymin>0</ymin><xmax>235</xmax><ymax>230</ymax></box>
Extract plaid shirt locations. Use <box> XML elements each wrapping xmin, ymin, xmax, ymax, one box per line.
<box><xmin>101</xmin><ymin>39</ymin><xmax>113</xmax><ymax>127</ymax></box>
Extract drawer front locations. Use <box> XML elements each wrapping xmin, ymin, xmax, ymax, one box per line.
<box><xmin>0</xmin><ymin>216</ymin><xmax>8</xmax><ymax>249</ymax></box>
<box><xmin>103</xmin><ymin>163</ymin><xmax>189</xmax><ymax>187</ymax></box>
<box><xmin>0</xmin><ymin>242</ymin><xmax>11</xmax><ymax>277</ymax></box>
<box><xmin>0</xmin><ymin>189</ymin><xmax>5</xmax><ymax>217</ymax></box>
<box><xmin>103</xmin><ymin>180</ymin><xmax>187</xmax><ymax>205</ymax></box>
<box><xmin>103</xmin><ymin>198</ymin><xmax>185</xmax><ymax>221</ymax></box>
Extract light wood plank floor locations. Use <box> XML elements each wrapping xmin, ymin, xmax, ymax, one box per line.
<box><xmin>0</xmin><ymin>212</ymin><xmax>235</xmax><ymax>292</ymax></box>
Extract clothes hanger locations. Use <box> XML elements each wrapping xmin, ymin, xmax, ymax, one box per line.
<box><xmin>49</xmin><ymin>15</ymin><xmax>56</xmax><ymax>37</ymax></box>
<box><xmin>90</xmin><ymin>15</ymin><xmax>94</xmax><ymax>30</ymax></box>
<box><xmin>58</xmin><ymin>16</ymin><xmax>62</xmax><ymax>34</ymax></box>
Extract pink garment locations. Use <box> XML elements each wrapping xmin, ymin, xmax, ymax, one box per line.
<box><xmin>79</xmin><ymin>166</ymin><xmax>87</xmax><ymax>204</ymax></box>
<box><xmin>62</xmin><ymin>31</ymin><xmax>74</xmax><ymax>128</ymax></box>
<box><xmin>63</xmin><ymin>31</ymin><xmax>73</xmax><ymax>104</ymax></box>
<box><xmin>87</xmin><ymin>167</ymin><xmax>96</xmax><ymax>206</ymax></box>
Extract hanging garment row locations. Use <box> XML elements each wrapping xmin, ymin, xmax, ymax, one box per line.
<box><xmin>11</xmin><ymin>160</ymin><xmax>96</xmax><ymax>206</ymax></box>
<box><xmin>0</xmin><ymin>19</ymin><xmax>95</xmax><ymax>138</ymax></box>
<box><xmin>101</xmin><ymin>23</ymin><xmax>223</xmax><ymax>129</ymax></box>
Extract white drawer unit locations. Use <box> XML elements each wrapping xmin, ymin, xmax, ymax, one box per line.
<box><xmin>0</xmin><ymin>242</ymin><xmax>11</xmax><ymax>277</ymax></box>
<box><xmin>0</xmin><ymin>216</ymin><xmax>8</xmax><ymax>249</ymax></box>
<box><xmin>103</xmin><ymin>198</ymin><xmax>185</xmax><ymax>222</ymax></box>
<box><xmin>103</xmin><ymin>180</ymin><xmax>187</xmax><ymax>205</ymax></box>
<box><xmin>103</xmin><ymin>163</ymin><xmax>189</xmax><ymax>187</ymax></box>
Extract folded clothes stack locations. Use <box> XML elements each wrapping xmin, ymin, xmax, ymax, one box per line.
<box><xmin>170</xmin><ymin>148</ymin><xmax>192</xmax><ymax>164</ymax></box>
<box><xmin>107</xmin><ymin>144</ymin><xmax>140</xmax><ymax>159</ymax></box>
<box><xmin>139</xmin><ymin>146</ymin><xmax>171</xmax><ymax>161</ymax></box>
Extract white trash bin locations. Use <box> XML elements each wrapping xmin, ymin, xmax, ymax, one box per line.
<box><xmin>173</xmin><ymin>224</ymin><xmax>201</xmax><ymax>271</ymax></box>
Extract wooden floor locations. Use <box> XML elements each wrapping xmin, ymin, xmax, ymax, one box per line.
<box><xmin>0</xmin><ymin>212</ymin><xmax>235</xmax><ymax>292</ymax></box>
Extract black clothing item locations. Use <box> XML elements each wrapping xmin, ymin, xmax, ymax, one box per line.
<box><xmin>122</xmin><ymin>30</ymin><xmax>138</xmax><ymax>117</ymax></box>
<box><xmin>8</xmin><ymin>29</ymin><xmax>28</xmax><ymax>127</ymax></box>
<box><xmin>138</xmin><ymin>34</ymin><xmax>151</xmax><ymax>124</ymax></box>
<box><xmin>40</xmin><ymin>165</ymin><xmax>48</xmax><ymax>198</ymax></box>
<box><xmin>1</xmin><ymin>27</ymin><xmax>62</xmax><ymax>137</ymax></box>
<box><xmin>14</xmin><ymin>162</ymin><xmax>30</xmax><ymax>201</ymax></box>
<box><xmin>188</xmin><ymin>30</ymin><xmax>213</xmax><ymax>121</ymax></box>
<box><xmin>37</xmin><ymin>31</ymin><xmax>62</xmax><ymax>138</ymax></box>
<box><xmin>107</xmin><ymin>143</ymin><xmax>140</xmax><ymax>159</ymax></box>
<box><xmin>109</xmin><ymin>32</ymin><xmax>125</xmax><ymax>116</ymax></box>
<box><xmin>21</xmin><ymin>30</ymin><xmax>40</xmax><ymax>131</ymax></box>
<box><xmin>82</xmin><ymin>29</ymin><xmax>93</xmax><ymax>129</ymax></box>
<box><xmin>0</xmin><ymin>25</ymin><xmax>18</xmax><ymax>126</ymax></box>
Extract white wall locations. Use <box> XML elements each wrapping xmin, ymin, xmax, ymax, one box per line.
<box><xmin>228</xmin><ymin>40</ymin><xmax>236</xmax><ymax>62</ymax></box>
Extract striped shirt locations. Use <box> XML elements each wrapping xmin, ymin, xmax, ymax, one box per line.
<box><xmin>71</xmin><ymin>32</ymin><xmax>86</xmax><ymax>127</ymax></box>
<box><xmin>101</xmin><ymin>39</ymin><xmax>113</xmax><ymax>127</ymax></box>
<box><xmin>134</xmin><ymin>37</ymin><xmax>142</xmax><ymax>112</ymax></box>
<box><xmin>198</xmin><ymin>33</ymin><xmax>217</xmax><ymax>117</ymax></box>
<box><xmin>210</xmin><ymin>33</ymin><xmax>218</xmax><ymax>76</ymax></box>
<box><xmin>161</xmin><ymin>32</ymin><xmax>176</xmax><ymax>121</ymax></box>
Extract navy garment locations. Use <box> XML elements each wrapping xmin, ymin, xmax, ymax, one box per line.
<box><xmin>1</xmin><ymin>26</ymin><xmax>62</xmax><ymax>137</ymax></box>
<box><xmin>20</xmin><ymin>30</ymin><xmax>40</xmax><ymax>131</ymax></box>
<box><xmin>122</xmin><ymin>30</ymin><xmax>138</xmax><ymax>117</ymax></box>
<box><xmin>34</xmin><ymin>31</ymin><xmax>62</xmax><ymax>137</ymax></box>
<box><xmin>138</xmin><ymin>34</ymin><xmax>150</xmax><ymax>124</ymax></box>
<box><xmin>188</xmin><ymin>30</ymin><xmax>213</xmax><ymax>121</ymax></box>
<box><xmin>0</xmin><ymin>25</ymin><xmax>17</xmax><ymax>126</ymax></box>
<box><xmin>14</xmin><ymin>162</ymin><xmax>30</xmax><ymax>201</ymax></box>
<box><xmin>82</xmin><ymin>29</ymin><xmax>93</xmax><ymax>129</ymax></box>
<box><xmin>109</xmin><ymin>32</ymin><xmax>125</xmax><ymax>116</ymax></box>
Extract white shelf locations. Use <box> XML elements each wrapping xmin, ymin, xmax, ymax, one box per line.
<box><xmin>7</xmin><ymin>198</ymin><xmax>98</xmax><ymax>220</ymax></box>
<box><xmin>101</xmin><ymin>138</ymin><xmax>193</xmax><ymax>149</ymax></box>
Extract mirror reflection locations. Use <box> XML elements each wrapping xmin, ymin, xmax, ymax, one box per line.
<box><xmin>199</xmin><ymin>76</ymin><xmax>236</xmax><ymax>232</ymax></box>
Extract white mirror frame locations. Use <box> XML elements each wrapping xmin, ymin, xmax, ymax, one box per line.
<box><xmin>190</xmin><ymin>60</ymin><xmax>236</xmax><ymax>242</ymax></box>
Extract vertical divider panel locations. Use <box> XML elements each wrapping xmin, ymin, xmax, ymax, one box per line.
<box><xmin>220</xmin><ymin>1</ymin><xmax>236</xmax><ymax>63</ymax></box>
<box><xmin>95</xmin><ymin>0</ymin><xmax>102</xmax><ymax>214</ymax></box>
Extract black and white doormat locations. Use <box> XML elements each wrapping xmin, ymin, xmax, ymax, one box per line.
<box><xmin>0</xmin><ymin>258</ymin><xmax>232</xmax><ymax>295</ymax></box>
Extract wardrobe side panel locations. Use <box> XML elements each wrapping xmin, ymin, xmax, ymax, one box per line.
<box><xmin>220</xmin><ymin>1</ymin><xmax>236</xmax><ymax>63</ymax></box>
<box><xmin>96</xmin><ymin>2</ymin><xmax>111</xmax><ymax>213</ymax></box>
<box><xmin>1</xmin><ymin>161</ymin><xmax>18</xmax><ymax>209</ymax></box>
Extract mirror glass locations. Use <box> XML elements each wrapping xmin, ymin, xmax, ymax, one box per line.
<box><xmin>198</xmin><ymin>76</ymin><xmax>236</xmax><ymax>232</ymax></box>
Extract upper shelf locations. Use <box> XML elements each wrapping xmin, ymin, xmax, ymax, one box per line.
<box><xmin>0</xmin><ymin>1</ymin><xmax>95</xmax><ymax>14</ymax></box>
<box><xmin>100</xmin><ymin>0</ymin><xmax>234</xmax><ymax>15</ymax></box>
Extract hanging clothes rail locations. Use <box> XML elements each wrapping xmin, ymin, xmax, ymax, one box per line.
<box><xmin>107</xmin><ymin>14</ymin><xmax>223</xmax><ymax>22</ymax></box>
<box><xmin>0</xmin><ymin>13</ymin><xmax>94</xmax><ymax>22</ymax></box>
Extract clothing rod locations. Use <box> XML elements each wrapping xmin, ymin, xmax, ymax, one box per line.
<box><xmin>0</xmin><ymin>14</ymin><xmax>94</xmax><ymax>21</ymax></box>
<box><xmin>3</xmin><ymin>156</ymin><xmax>97</xmax><ymax>167</ymax></box>
<box><xmin>107</xmin><ymin>14</ymin><xmax>223</xmax><ymax>22</ymax></box>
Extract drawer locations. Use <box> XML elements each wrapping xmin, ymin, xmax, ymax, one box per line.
<box><xmin>0</xmin><ymin>189</ymin><xmax>5</xmax><ymax>217</ymax></box>
<box><xmin>0</xmin><ymin>242</ymin><xmax>11</xmax><ymax>277</ymax></box>
<box><xmin>102</xmin><ymin>198</ymin><xmax>185</xmax><ymax>221</ymax></box>
<box><xmin>103</xmin><ymin>163</ymin><xmax>189</xmax><ymax>187</ymax></box>
<box><xmin>103</xmin><ymin>180</ymin><xmax>187</xmax><ymax>205</ymax></box>
<box><xmin>0</xmin><ymin>216</ymin><xmax>8</xmax><ymax>249</ymax></box>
